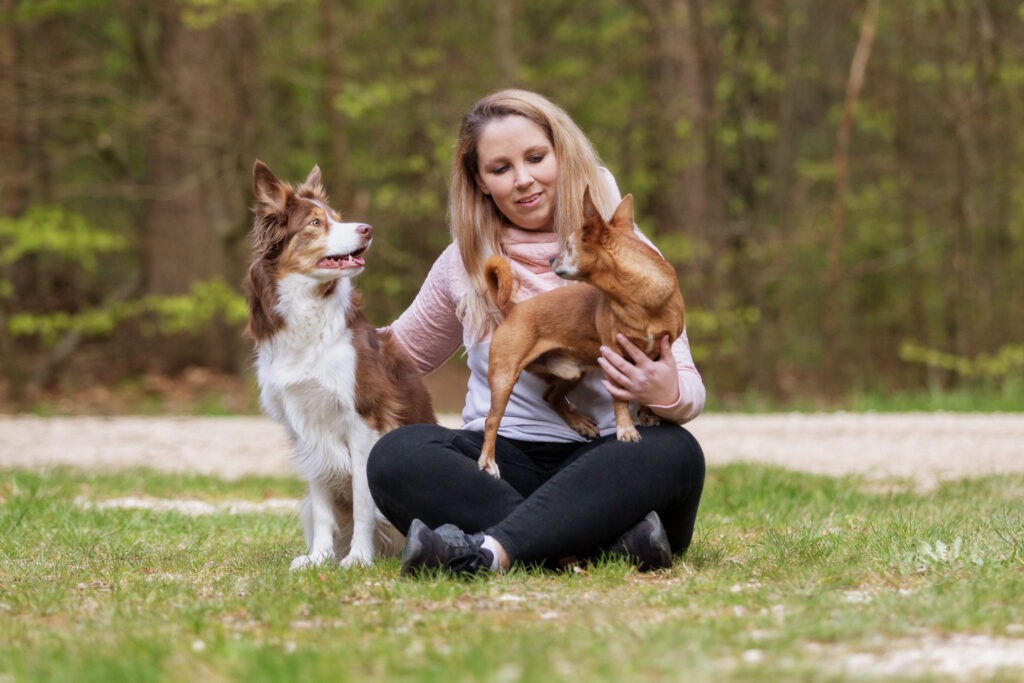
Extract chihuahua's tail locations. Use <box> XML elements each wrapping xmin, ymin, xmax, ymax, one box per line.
<box><xmin>484</xmin><ymin>255</ymin><xmax>516</xmax><ymax>317</ymax></box>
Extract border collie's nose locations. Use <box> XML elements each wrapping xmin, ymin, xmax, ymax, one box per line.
<box><xmin>358</xmin><ymin>224</ymin><xmax>372</xmax><ymax>237</ymax></box>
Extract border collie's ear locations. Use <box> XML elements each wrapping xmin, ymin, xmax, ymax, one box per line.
<box><xmin>304</xmin><ymin>165</ymin><xmax>322</xmax><ymax>189</ymax></box>
<box><xmin>244</xmin><ymin>256</ymin><xmax>283</xmax><ymax>341</ymax></box>
<box><xmin>298</xmin><ymin>164</ymin><xmax>326</xmax><ymax>200</ymax></box>
<box><xmin>610</xmin><ymin>194</ymin><xmax>635</xmax><ymax>231</ymax></box>
<box><xmin>253</xmin><ymin>160</ymin><xmax>289</xmax><ymax>210</ymax></box>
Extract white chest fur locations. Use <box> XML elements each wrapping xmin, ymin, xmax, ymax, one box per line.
<box><xmin>255</xmin><ymin>275</ymin><xmax>377</xmax><ymax>484</ymax></box>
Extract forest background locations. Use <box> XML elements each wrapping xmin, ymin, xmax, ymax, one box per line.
<box><xmin>1</xmin><ymin>0</ymin><xmax>1022</xmax><ymax>412</ymax></box>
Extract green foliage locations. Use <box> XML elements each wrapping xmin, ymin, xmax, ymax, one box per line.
<box><xmin>141</xmin><ymin>279</ymin><xmax>248</xmax><ymax>334</ymax></box>
<box><xmin>901</xmin><ymin>342</ymin><xmax>1024</xmax><ymax>381</ymax></box>
<box><xmin>178</xmin><ymin>0</ymin><xmax>290</xmax><ymax>29</ymax></box>
<box><xmin>0</xmin><ymin>203</ymin><xmax>245</xmax><ymax>350</ymax></box>
<box><xmin>9</xmin><ymin>0</ymin><xmax>114</xmax><ymax>22</ymax></box>
<box><xmin>0</xmin><ymin>205</ymin><xmax>126</xmax><ymax>272</ymax></box>
<box><xmin>5</xmin><ymin>0</ymin><xmax>1024</xmax><ymax>402</ymax></box>
<box><xmin>686</xmin><ymin>306</ymin><xmax>761</xmax><ymax>365</ymax></box>
<box><xmin>8</xmin><ymin>279</ymin><xmax>247</xmax><ymax>346</ymax></box>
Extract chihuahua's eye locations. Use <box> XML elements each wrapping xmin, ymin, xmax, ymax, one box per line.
<box><xmin>310</xmin><ymin>218</ymin><xmax>321</xmax><ymax>226</ymax></box>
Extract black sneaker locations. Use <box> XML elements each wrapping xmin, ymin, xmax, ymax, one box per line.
<box><xmin>605</xmin><ymin>511</ymin><xmax>673</xmax><ymax>571</ymax></box>
<box><xmin>400</xmin><ymin>519</ymin><xmax>494</xmax><ymax>577</ymax></box>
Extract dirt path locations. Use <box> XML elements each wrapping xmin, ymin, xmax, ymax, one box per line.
<box><xmin>2</xmin><ymin>412</ymin><xmax>1022</xmax><ymax>488</ymax></box>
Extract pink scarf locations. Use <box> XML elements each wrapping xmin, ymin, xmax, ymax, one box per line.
<box><xmin>499</xmin><ymin>226</ymin><xmax>567</xmax><ymax>301</ymax></box>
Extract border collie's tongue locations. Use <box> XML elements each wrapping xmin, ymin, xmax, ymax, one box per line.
<box><xmin>318</xmin><ymin>253</ymin><xmax>365</xmax><ymax>269</ymax></box>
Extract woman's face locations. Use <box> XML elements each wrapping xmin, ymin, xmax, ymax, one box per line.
<box><xmin>475</xmin><ymin>115</ymin><xmax>559</xmax><ymax>232</ymax></box>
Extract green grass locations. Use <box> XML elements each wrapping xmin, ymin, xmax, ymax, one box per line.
<box><xmin>2</xmin><ymin>466</ymin><xmax>1023</xmax><ymax>682</ymax></box>
<box><xmin>843</xmin><ymin>383</ymin><xmax>1024</xmax><ymax>413</ymax></box>
<box><xmin>710</xmin><ymin>384</ymin><xmax>1024</xmax><ymax>413</ymax></box>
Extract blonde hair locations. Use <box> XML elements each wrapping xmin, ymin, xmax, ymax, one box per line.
<box><xmin>449</xmin><ymin>89</ymin><xmax>619</xmax><ymax>342</ymax></box>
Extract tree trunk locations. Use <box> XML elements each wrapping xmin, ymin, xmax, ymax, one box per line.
<box><xmin>641</xmin><ymin>0</ymin><xmax>710</xmax><ymax>240</ymax></box>
<box><xmin>893</xmin><ymin>6</ymin><xmax>931</xmax><ymax>387</ymax></box>
<box><xmin>773</xmin><ymin>0</ymin><xmax>800</xmax><ymax>239</ymax></box>
<box><xmin>495</xmin><ymin>0</ymin><xmax>517</xmax><ymax>86</ymax></box>
<box><xmin>319</xmin><ymin>0</ymin><xmax>353</xmax><ymax>211</ymax></box>
<box><xmin>142</xmin><ymin>6</ymin><xmax>255</xmax><ymax>372</ymax></box>
<box><xmin>823</xmin><ymin>0</ymin><xmax>880</xmax><ymax>393</ymax></box>
<box><xmin>0</xmin><ymin>0</ymin><xmax>26</xmax><ymax>401</ymax></box>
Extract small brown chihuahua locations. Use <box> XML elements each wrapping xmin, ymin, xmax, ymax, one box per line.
<box><xmin>478</xmin><ymin>187</ymin><xmax>685</xmax><ymax>478</ymax></box>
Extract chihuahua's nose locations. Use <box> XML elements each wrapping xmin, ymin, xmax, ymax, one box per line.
<box><xmin>357</xmin><ymin>224</ymin><xmax>373</xmax><ymax>237</ymax></box>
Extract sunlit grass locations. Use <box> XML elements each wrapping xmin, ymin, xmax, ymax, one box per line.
<box><xmin>710</xmin><ymin>386</ymin><xmax>1024</xmax><ymax>413</ymax></box>
<box><xmin>2</xmin><ymin>466</ymin><xmax>1023</xmax><ymax>682</ymax></box>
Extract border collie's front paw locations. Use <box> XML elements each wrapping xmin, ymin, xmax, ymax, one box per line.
<box><xmin>339</xmin><ymin>550</ymin><xmax>373</xmax><ymax>568</ymax></box>
<box><xmin>289</xmin><ymin>550</ymin><xmax>333</xmax><ymax>571</ymax></box>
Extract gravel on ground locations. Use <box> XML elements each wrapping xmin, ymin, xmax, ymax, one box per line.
<box><xmin>2</xmin><ymin>412</ymin><xmax>1022</xmax><ymax>489</ymax></box>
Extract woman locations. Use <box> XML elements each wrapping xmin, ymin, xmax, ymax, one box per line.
<box><xmin>367</xmin><ymin>89</ymin><xmax>706</xmax><ymax>575</ymax></box>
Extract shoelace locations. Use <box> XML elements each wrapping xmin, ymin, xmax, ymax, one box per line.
<box><xmin>434</xmin><ymin>525</ymin><xmax>490</xmax><ymax>574</ymax></box>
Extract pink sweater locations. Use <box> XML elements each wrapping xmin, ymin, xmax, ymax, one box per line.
<box><xmin>388</xmin><ymin>227</ymin><xmax>706</xmax><ymax>440</ymax></box>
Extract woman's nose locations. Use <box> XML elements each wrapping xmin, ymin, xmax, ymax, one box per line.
<box><xmin>513</xmin><ymin>168</ymin><xmax>533</xmax><ymax>188</ymax></box>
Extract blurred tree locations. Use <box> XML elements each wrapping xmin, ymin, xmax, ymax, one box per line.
<box><xmin>142</xmin><ymin>3</ymin><xmax>257</xmax><ymax>371</ymax></box>
<box><xmin>824</xmin><ymin>0</ymin><xmax>880</xmax><ymax>393</ymax></box>
<box><xmin>0</xmin><ymin>0</ymin><xmax>1022</xmax><ymax>406</ymax></box>
<box><xmin>0</xmin><ymin>0</ymin><xmax>26</xmax><ymax>398</ymax></box>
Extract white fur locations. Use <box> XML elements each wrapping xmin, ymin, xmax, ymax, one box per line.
<box><xmin>255</xmin><ymin>221</ymin><xmax>402</xmax><ymax>570</ymax></box>
<box><xmin>555</xmin><ymin>237</ymin><xmax>581</xmax><ymax>278</ymax></box>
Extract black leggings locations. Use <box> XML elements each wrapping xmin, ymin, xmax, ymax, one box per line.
<box><xmin>366</xmin><ymin>422</ymin><xmax>705</xmax><ymax>566</ymax></box>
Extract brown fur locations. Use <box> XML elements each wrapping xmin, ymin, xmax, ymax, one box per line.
<box><xmin>245</xmin><ymin>161</ymin><xmax>331</xmax><ymax>342</ymax></box>
<box><xmin>477</xmin><ymin>188</ymin><xmax>684</xmax><ymax>477</ymax></box>
<box><xmin>244</xmin><ymin>159</ymin><xmax>435</xmax><ymax>567</ymax></box>
<box><xmin>347</xmin><ymin>301</ymin><xmax>437</xmax><ymax>431</ymax></box>
<box><xmin>244</xmin><ymin>160</ymin><xmax>436</xmax><ymax>430</ymax></box>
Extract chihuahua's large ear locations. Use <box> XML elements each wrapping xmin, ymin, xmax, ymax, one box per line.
<box><xmin>299</xmin><ymin>164</ymin><xmax>326</xmax><ymax>200</ymax></box>
<box><xmin>582</xmin><ymin>185</ymin><xmax>599</xmax><ymax>221</ymax></box>
<box><xmin>580</xmin><ymin>185</ymin><xmax>607</xmax><ymax>244</ymax></box>
<box><xmin>253</xmin><ymin>160</ymin><xmax>289</xmax><ymax>211</ymax></box>
<box><xmin>609</xmin><ymin>194</ymin><xmax>635</xmax><ymax>231</ymax></box>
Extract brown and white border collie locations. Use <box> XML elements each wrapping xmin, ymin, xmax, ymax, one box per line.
<box><xmin>244</xmin><ymin>160</ymin><xmax>435</xmax><ymax>569</ymax></box>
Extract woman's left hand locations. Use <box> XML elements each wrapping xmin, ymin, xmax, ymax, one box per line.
<box><xmin>597</xmin><ymin>334</ymin><xmax>680</xmax><ymax>408</ymax></box>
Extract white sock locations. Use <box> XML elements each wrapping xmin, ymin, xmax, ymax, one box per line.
<box><xmin>480</xmin><ymin>535</ymin><xmax>501</xmax><ymax>571</ymax></box>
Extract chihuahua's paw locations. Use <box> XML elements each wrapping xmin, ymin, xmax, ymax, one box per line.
<box><xmin>478</xmin><ymin>456</ymin><xmax>501</xmax><ymax>479</ymax></box>
<box><xmin>616</xmin><ymin>424</ymin><xmax>642</xmax><ymax>443</ymax></box>
<box><xmin>565</xmin><ymin>412</ymin><xmax>599</xmax><ymax>439</ymax></box>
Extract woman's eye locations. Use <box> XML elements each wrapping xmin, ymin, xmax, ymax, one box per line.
<box><xmin>491</xmin><ymin>165</ymin><xmax>508</xmax><ymax>175</ymax></box>
<box><xmin>529</xmin><ymin>154</ymin><xmax>545</xmax><ymax>163</ymax></box>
